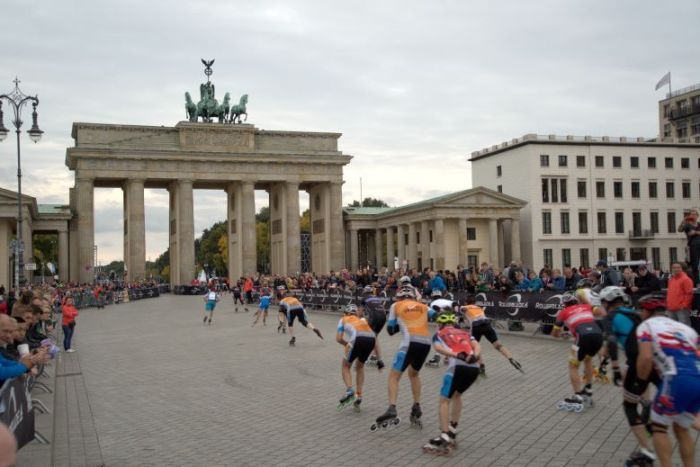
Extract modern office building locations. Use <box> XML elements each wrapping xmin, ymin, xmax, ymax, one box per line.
<box><xmin>469</xmin><ymin>134</ymin><xmax>700</xmax><ymax>271</ymax></box>
<box><xmin>658</xmin><ymin>82</ymin><xmax>700</xmax><ymax>143</ymax></box>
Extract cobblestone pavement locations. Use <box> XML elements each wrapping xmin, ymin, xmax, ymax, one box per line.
<box><xmin>66</xmin><ymin>294</ymin><xmax>698</xmax><ymax>466</ymax></box>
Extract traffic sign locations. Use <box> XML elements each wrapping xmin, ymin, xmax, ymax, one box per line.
<box><xmin>24</xmin><ymin>263</ymin><xmax>37</xmax><ymax>271</ymax></box>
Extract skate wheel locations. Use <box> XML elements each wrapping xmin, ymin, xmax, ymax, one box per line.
<box><xmin>556</xmin><ymin>401</ymin><xmax>566</xmax><ymax>410</ymax></box>
<box><xmin>381</xmin><ymin>422</ymin><xmax>388</xmax><ymax>429</ymax></box>
<box><xmin>392</xmin><ymin>417</ymin><xmax>400</xmax><ymax>426</ymax></box>
<box><xmin>370</xmin><ymin>423</ymin><xmax>378</xmax><ymax>432</ymax></box>
<box><xmin>574</xmin><ymin>404</ymin><xmax>584</xmax><ymax>413</ymax></box>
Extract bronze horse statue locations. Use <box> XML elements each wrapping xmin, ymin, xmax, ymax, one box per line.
<box><xmin>229</xmin><ymin>94</ymin><xmax>248</xmax><ymax>124</ymax></box>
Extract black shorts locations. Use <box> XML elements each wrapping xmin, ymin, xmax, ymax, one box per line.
<box><xmin>346</xmin><ymin>336</ymin><xmax>376</xmax><ymax>364</ymax></box>
<box><xmin>440</xmin><ymin>365</ymin><xmax>480</xmax><ymax>398</ymax></box>
<box><xmin>287</xmin><ymin>308</ymin><xmax>308</xmax><ymax>327</ymax></box>
<box><xmin>392</xmin><ymin>341</ymin><xmax>431</xmax><ymax>372</ymax></box>
<box><xmin>471</xmin><ymin>321</ymin><xmax>499</xmax><ymax>344</ymax></box>
<box><xmin>575</xmin><ymin>330</ymin><xmax>603</xmax><ymax>361</ymax></box>
<box><xmin>367</xmin><ymin>309</ymin><xmax>387</xmax><ymax>335</ymax></box>
<box><xmin>623</xmin><ymin>360</ymin><xmax>660</xmax><ymax>396</ymax></box>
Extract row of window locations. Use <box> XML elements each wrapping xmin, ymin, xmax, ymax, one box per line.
<box><xmin>535</xmin><ymin>154</ymin><xmax>696</xmax><ymax>169</ymax></box>
<box><xmin>543</xmin><ymin>178</ymin><xmax>695</xmax><ymax>203</ymax></box>
<box><xmin>542</xmin><ymin>247</ymin><xmax>676</xmax><ymax>270</ymax></box>
<box><xmin>542</xmin><ymin>210</ymin><xmax>682</xmax><ymax>235</ymax></box>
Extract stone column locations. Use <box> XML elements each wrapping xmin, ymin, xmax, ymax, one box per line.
<box><xmin>407</xmin><ymin>223</ymin><xmax>417</xmax><ymax>269</ymax></box>
<box><xmin>488</xmin><ymin>218</ymin><xmax>498</xmax><ymax>267</ymax></box>
<box><xmin>375</xmin><ymin>229</ymin><xmax>383</xmax><ymax>269</ymax></box>
<box><xmin>76</xmin><ymin>177</ymin><xmax>94</xmax><ymax>284</ymax></box>
<box><xmin>510</xmin><ymin>218</ymin><xmax>521</xmax><ymax>263</ymax></box>
<box><xmin>58</xmin><ymin>229</ymin><xmax>69</xmax><ymax>282</ymax></box>
<box><xmin>168</xmin><ymin>182</ymin><xmax>180</xmax><ymax>286</ymax></box>
<box><xmin>385</xmin><ymin>227</ymin><xmax>393</xmax><ymax>271</ymax></box>
<box><xmin>178</xmin><ymin>180</ymin><xmax>195</xmax><ymax>285</ymax></box>
<box><xmin>0</xmin><ymin>220</ymin><xmax>10</xmax><ymax>289</ymax></box>
<box><xmin>329</xmin><ymin>182</ymin><xmax>345</xmax><ymax>271</ymax></box>
<box><xmin>396</xmin><ymin>224</ymin><xmax>406</xmax><ymax>270</ymax></box>
<box><xmin>227</xmin><ymin>182</ymin><xmax>242</xmax><ymax>280</ymax></box>
<box><xmin>68</xmin><ymin>187</ymin><xmax>79</xmax><ymax>282</ymax></box>
<box><xmin>421</xmin><ymin>221</ymin><xmax>430</xmax><ymax>269</ymax></box>
<box><xmin>124</xmin><ymin>179</ymin><xmax>146</xmax><ymax>281</ymax></box>
<box><xmin>458</xmin><ymin>218</ymin><xmax>468</xmax><ymax>267</ymax></box>
<box><xmin>240</xmin><ymin>181</ymin><xmax>257</xmax><ymax>276</ymax></box>
<box><xmin>286</xmin><ymin>181</ymin><xmax>301</xmax><ymax>275</ymax></box>
<box><xmin>434</xmin><ymin>219</ymin><xmax>445</xmax><ymax>270</ymax></box>
<box><xmin>308</xmin><ymin>184</ymin><xmax>331</xmax><ymax>274</ymax></box>
<box><xmin>349</xmin><ymin>228</ymin><xmax>359</xmax><ymax>270</ymax></box>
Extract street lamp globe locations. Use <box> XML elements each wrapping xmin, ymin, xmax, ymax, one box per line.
<box><xmin>27</xmin><ymin>102</ymin><xmax>43</xmax><ymax>143</ymax></box>
<box><xmin>0</xmin><ymin>103</ymin><xmax>8</xmax><ymax>142</ymax></box>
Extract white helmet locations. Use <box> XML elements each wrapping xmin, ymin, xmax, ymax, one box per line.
<box><xmin>395</xmin><ymin>286</ymin><xmax>416</xmax><ymax>300</ymax></box>
<box><xmin>399</xmin><ymin>275</ymin><xmax>411</xmax><ymax>285</ymax></box>
<box><xmin>599</xmin><ymin>286</ymin><xmax>630</xmax><ymax>305</ymax></box>
<box><xmin>430</xmin><ymin>289</ymin><xmax>442</xmax><ymax>298</ymax></box>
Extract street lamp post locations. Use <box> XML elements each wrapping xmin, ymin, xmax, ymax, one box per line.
<box><xmin>0</xmin><ymin>77</ymin><xmax>44</xmax><ymax>291</ymax></box>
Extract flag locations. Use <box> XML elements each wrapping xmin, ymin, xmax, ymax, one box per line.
<box><xmin>655</xmin><ymin>72</ymin><xmax>670</xmax><ymax>91</ymax></box>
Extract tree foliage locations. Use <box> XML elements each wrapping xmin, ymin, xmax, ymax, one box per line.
<box><xmin>348</xmin><ymin>197</ymin><xmax>389</xmax><ymax>208</ymax></box>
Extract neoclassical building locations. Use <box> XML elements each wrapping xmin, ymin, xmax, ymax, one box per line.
<box><xmin>343</xmin><ymin>187</ymin><xmax>526</xmax><ymax>272</ymax></box>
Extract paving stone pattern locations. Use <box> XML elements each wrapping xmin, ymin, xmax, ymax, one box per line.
<box><xmin>62</xmin><ymin>295</ymin><xmax>698</xmax><ymax>466</ymax></box>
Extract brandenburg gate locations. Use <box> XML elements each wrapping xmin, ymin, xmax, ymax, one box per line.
<box><xmin>66</xmin><ymin>122</ymin><xmax>350</xmax><ymax>285</ymax></box>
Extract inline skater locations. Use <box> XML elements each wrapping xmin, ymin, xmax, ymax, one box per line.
<box><xmin>232</xmin><ymin>280</ymin><xmax>246</xmax><ymax>312</ymax></box>
<box><xmin>552</xmin><ymin>293</ymin><xmax>603</xmax><ymax>412</ymax></box>
<box><xmin>425</xmin><ymin>290</ymin><xmax>457</xmax><ymax>368</ymax></box>
<box><xmin>202</xmin><ymin>286</ymin><xmax>220</xmax><ymax>325</ymax></box>
<box><xmin>600</xmin><ymin>287</ymin><xmax>658</xmax><ymax>466</ymax></box>
<box><xmin>252</xmin><ymin>291</ymin><xmax>271</xmax><ymax>327</ymax></box>
<box><xmin>576</xmin><ymin>279</ymin><xmax>609</xmax><ymax>382</ymax></box>
<box><xmin>362</xmin><ymin>295</ymin><xmax>387</xmax><ymax>370</ymax></box>
<box><xmin>422</xmin><ymin>311</ymin><xmax>480</xmax><ymax>456</ymax></box>
<box><xmin>461</xmin><ymin>295</ymin><xmax>523</xmax><ymax>376</ymax></box>
<box><xmin>336</xmin><ymin>304</ymin><xmax>376</xmax><ymax>412</ymax></box>
<box><xmin>279</xmin><ymin>291</ymin><xmax>323</xmax><ymax>346</ymax></box>
<box><xmin>637</xmin><ymin>299</ymin><xmax>700</xmax><ymax>467</ymax></box>
<box><xmin>276</xmin><ymin>286</ymin><xmax>287</xmax><ymax>333</ymax></box>
<box><xmin>371</xmin><ymin>286</ymin><xmax>435</xmax><ymax>432</ymax></box>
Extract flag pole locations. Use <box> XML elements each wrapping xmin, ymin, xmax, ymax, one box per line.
<box><xmin>668</xmin><ymin>72</ymin><xmax>672</xmax><ymax>95</ymax></box>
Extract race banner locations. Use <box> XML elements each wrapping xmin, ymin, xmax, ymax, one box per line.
<box><xmin>0</xmin><ymin>377</ymin><xmax>35</xmax><ymax>449</ymax></box>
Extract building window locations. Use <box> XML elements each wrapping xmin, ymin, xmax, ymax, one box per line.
<box><xmin>615</xmin><ymin>212</ymin><xmax>625</xmax><ymax>234</ymax></box>
<box><xmin>648</xmin><ymin>157</ymin><xmax>656</xmax><ymax>168</ymax></box>
<box><xmin>577</xmin><ymin>180</ymin><xmax>587</xmax><ymax>198</ymax></box>
<box><xmin>666</xmin><ymin>181</ymin><xmax>675</xmax><ymax>198</ymax></box>
<box><xmin>669</xmin><ymin>247</ymin><xmax>678</xmax><ymax>265</ymax></box>
<box><xmin>467</xmin><ymin>254</ymin><xmax>478</xmax><ymax>269</ymax></box>
<box><xmin>540</xmin><ymin>154</ymin><xmax>550</xmax><ymax>167</ymax></box>
<box><xmin>613</xmin><ymin>156</ymin><xmax>622</xmax><ymax>168</ymax></box>
<box><xmin>616</xmin><ymin>248</ymin><xmax>626</xmax><ymax>261</ymax></box>
<box><xmin>497</xmin><ymin>165</ymin><xmax>502</xmax><ymax>177</ymax></box>
<box><xmin>631</xmin><ymin>181</ymin><xmax>640</xmax><ymax>198</ymax></box>
<box><xmin>650</xmin><ymin>212</ymin><xmax>659</xmax><ymax>234</ymax></box>
<box><xmin>632</xmin><ymin>212</ymin><xmax>642</xmax><ymax>235</ymax></box>
<box><xmin>429</xmin><ymin>230</ymin><xmax>433</xmax><ymax>242</ymax></box>
<box><xmin>595</xmin><ymin>155</ymin><xmax>604</xmax><ymax>167</ymax></box>
<box><xmin>542</xmin><ymin>212</ymin><xmax>552</xmax><ymax>234</ymax></box>
<box><xmin>692</xmin><ymin>120</ymin><xmax>700</xmax><ymax>136</ymax></box>
<box><xmin>551</xmin><ymin>179</ymin><xmax>559</xmax><ymax>203</ymax></box>
<box><xmin>561</xmin><ymin>212</ymin><xmax>570</xmax><ymax>234</ymax></box>
<box><xmin>663</xmin><ymin>104</ymin><xmax>670</xmax><ymax>117</ymax></box>
<box><xmin>576</xmin><ymin>155</ymin><xmax>585</xmax><ymax>167</ymax></box>
<box><xmin>664</xmin><ymin>124</ymin><xmax>672</xmax><ymax>137</ymax></box>
<box><xmin>467</xmin><ymin>228</ymin><xmax>476</xmax><ymax>241</ymax></box>
<box><xmin>560</xmin><ymin>179</ymin><xmax>567</xmax><ymax>203</ymax></box>
<box><xmin>558</xmin><ymin>155</ymin><xmax>568</xmax><ymax>167</ymax></box>
<box><xmin>597</xmin><ymin>212</ymin><xmax>607</xmax><ymax>234</ymax></box>
<box><xmin>681</xmin><ymin>157</ymin><xmax>689</xmax><ymax>169</ymax></box>
<box><xmin>416</xmin><ymin>232</ymin><xmax>420</xmax><ymax>244</ymax></box>
<box><xmin>649</xmin><ymin>181</ymin><xmax>658</xmax><ymax>199</ymax></box>
<box><xmin>541</xmin><ymin>179</ymin><xmax>549</xmax><ymax>203</ymax></box>
<box><xmin>651</xmin><ymin>247</ymin><xmax>661</xmax><ymax>270</ymax></box>
<box><xmin>613</xmin><ymin>181</ymin><xmax>623</xmax><ymax>198</ymax></box>
<box><xmin>599</xmin><ymin>248</ymin><xmax>608</xmax><ymax>262</ymax></box>
<box><xmin>596</xmin><ymin>181</ymin><xmax>605</xmax><ymax>198</ymax></box>
<box><xmin>665</xmin><ymin>157</ymin><xmax>673</xmax><ymax>168</ymax></box>
<box><xmin>630</xmin><ymin>156</ymin><xmax>639</xmax><ymax>168</ymax></box>
<box><xmin>578</xmin><ymin>211</ymin><xmax>588</xmax><ymax>234</ymax></box>
<box><xmin>677</xmin><ymin>127</ymin><xmax>688</xmax><ymax>138</ymax></box>
<box><xmin>562</xmin><ymin>249</ymin><xmax>571</xmax><ymax>268</ymax></box>
<box><xmin>682</xmin><ymin>181</ymin><xmax>691</xmax><ymax>198</ymax></box>
<box><xmin>497</xmin><ymin>185</ymin><xmax>502</xmax><ymax>193</ymax></box>
<box><xmin>543</xmin><ymin>249</ymin><xmax>553</xmax><ymax>268</ymax></box>
<box><xmin>667</xmin><ymin>211</ymin><xmax>676</xmax><ymax>233</ymax></box>
<box><xmin>580</xmin><ymin>248</ymin><xmax>590</xmax><ymax>268</ymax></box>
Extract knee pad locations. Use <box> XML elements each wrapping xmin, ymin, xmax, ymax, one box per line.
<box><xmin>623</xmin><ymin>401</ymin><xmax>642</xmax><ymax>426</ymax></box>
<box><xmin>493</xmin><ymin>343</ymin><xmax>502</xmax><ymax>351</ymax></box>
<box><xmin>569</xmin><ymin>358</ymin><xmax>581</xmax><ymax>368</ymax></box>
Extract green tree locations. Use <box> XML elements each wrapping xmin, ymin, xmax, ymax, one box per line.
<box><xmin>256</xmin><ymin>221</ymin><xmax>270</xmax><ymax>273</ymax></box>
<box><xmin>33</xmin><ymin>233</ymin><xmax>58</xmax><ymax>274</ymax></box>
<box><xmin>300</xmin><ymin>209</ymin><xmax>310</xmax><ymax>233</ymax></box>
<box><xmin>195</xmin><ymin>221</ymin><xmax>228</xmax><ymax>277</ymax></box>
<box><xmin>348</xmin><ymin>197</ymin><xmax>389</xmax><ymax>208</ymax></box>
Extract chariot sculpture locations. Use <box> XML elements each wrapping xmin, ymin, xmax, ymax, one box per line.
<box><xmin>184</xmin><ymin>59</ymin><xmax>248</xmax><ymax>124</ymax></box>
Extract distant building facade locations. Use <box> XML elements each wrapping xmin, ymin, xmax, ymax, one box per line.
<box><xmin>469</xmin><ymin>134</ymin><xmax>700</xmax><ymax>271</ymax></box>
<box><xmin>658</xmin><ymin>83</ymin><xmax>700</xmax><ymax>143</ymax></box>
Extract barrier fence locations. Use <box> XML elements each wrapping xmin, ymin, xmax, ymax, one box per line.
<box><xmin>0</xmin><ymin>376</ymin><xmax>35</xmax><ymax>449</ymax></box>
<box><xmin>70</xmin><ymin>285</ymin><xmax>169</xmax><ymax>309</ymax></box>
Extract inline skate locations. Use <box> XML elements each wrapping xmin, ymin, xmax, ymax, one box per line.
<box><xmin>336</xmin><ymin>389</ymin><xmax>355</xmax><ymax>412</ymax></box>
<box><xmin>625</xmin><ymin>448</ymin><xmax>655</xmax><ymax>466</ymax></box>
<box><xmin>422</xmin><ymin>433</ymin><xmax>453</xmax><ymax>456</ymax></box>
<box><xmin>425</xmin><ymin>354</ymin><xmax>441</xmax><ymax>368</ymax></box>
<box><xmin>370</xmin><ymin>405</ymin><xmax>400</xmax><ymax>432</ymax></box>
<box><xmin>410</xmin><ymin>402</ymin><xmax>423</xmax><ymax>429</ymax></box>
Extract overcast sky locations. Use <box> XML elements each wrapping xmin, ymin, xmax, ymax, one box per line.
<box><xmin>1</xmin><ymin>0</ymin><xmax>698</xmax><ymax>263</ymax></box>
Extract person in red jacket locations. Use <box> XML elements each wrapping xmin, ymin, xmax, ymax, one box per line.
<box><xmin>62</xmin><ymin>295</ymin><xmax>79</xmax><ymax>353</ymax></box>
<box><xmin>666</xmin><ymin>262</ymin><xmax>694</xmax><ymax>326</ymax></box>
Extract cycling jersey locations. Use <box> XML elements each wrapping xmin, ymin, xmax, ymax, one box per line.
<box><xmin>279</xmin><ymin>297</ymin><xmax>303</xmax><ymax>311</ymax></box>
<box><xmin>636</xmin><ymin>316</ymin><xmax>700</xmax><ymax>377</ymax></box>
<box><xmin>433</xmin><ymin>327</ymin><xmax>477</xmax><ymax>368</ymax></box>
<box><xmin>555</xmin><ymin>304</ymin><xmax>598</xmax><ymax>338</ymax></box>
<box><xmin>609</xmin><ymin>306</ymin><xmax>642</xmax><ymax>362</ymax></box>
<box><xmin>461</xmin><ymin>304</ymin><xmax>487</xmax><ymax>325</ymax></box>
<box><xmin>259</xmin><ymin>296</ymin><xmax>271</xmax><ymax>309</ymax></box>
<box><xmin>387</xmin><ymin>299</ymin><xmax>435</xmax><ymax>346</ymax></box>
<box><xmin>337</xmin><ymin>315</ymin><xmax>375</xmax><ymax>343</ymax></box>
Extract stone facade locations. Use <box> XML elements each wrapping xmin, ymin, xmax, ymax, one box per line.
<box><xmin>66</xmin><ymin>121</ymin><xmax>352</xmax><ymax>285</ymax></box>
